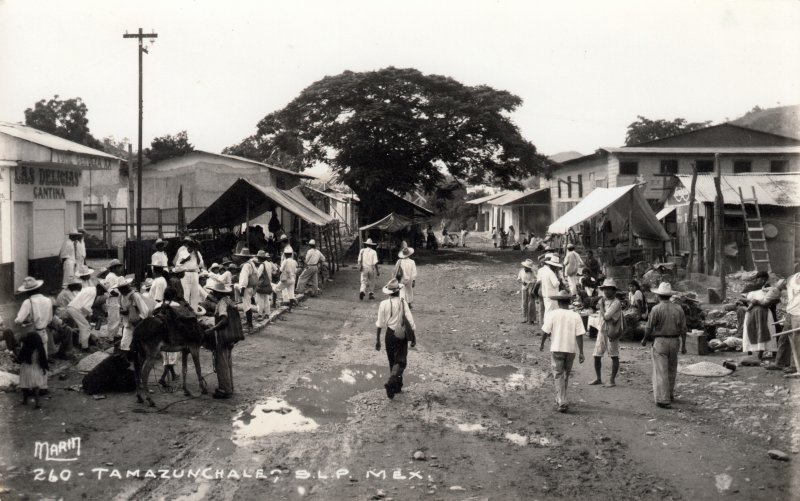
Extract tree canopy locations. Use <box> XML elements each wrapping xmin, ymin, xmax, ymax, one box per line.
<box><xmin>225</xmin><ymin>68</ymin><xmax>550</xmax><ymax>210</ymax></box>
<box><xmin>625</xmin><ymin>116</ymin><xmax>712</xmax><ymax>145</ymax></box>
<box><xmin>146</xmin><ymin>130</ymin><xmax>194</xmax><ymax>164</ymax></box>
<box><xmin>24</xmin><ymin>95</ymin><xmax>103</xmax><ymax>149</ymax></box>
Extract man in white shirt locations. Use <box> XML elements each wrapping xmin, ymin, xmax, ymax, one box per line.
<box><xmin>394</xmin><ymin>247</ymin><xmax>418</xmax><ymax>307</ymax></box>
<box><xmin>275</xmin><ymin>246</ymin><xmax>298</xmax><ymax>308</ymax></box>
<box><xmin>255</xmin><ymin>252</ymin><xmax>277</xmax><ymax>320</ymax></box>
<box><xmin>375</xmin><ymin>278</ymin><xmax>416</xmax><ymax>399</ymax></box>
<box><xmin>563</xmin><ymin>243</ymin><xmax>584</xmax><ymax>296</ymax></box>
<box><xmin>517</xmin><ymin>259</ymin><xmax>537</xmax><ymax>324</ymax></box>
<box><xmin>151</xmin><ymin>238</ymin><xmax>169</xmax><ymax>268</ymax></box>
<box><xmin>76</xmin><ymin>229</ymin><xmax>88</xmax><ymax>268</ymax></box>
<box><xmin>117</xmin><ymin>278</ymin><xmax>154</xmax><ymax>353</ymax></box>
<box><xmin>174</xmin><ymin>237</ymin><xmax>205</xmax><ymax>309</ymax></box>
<box><xmin>104</xmin><ymin>259</ymin><xmax>124</xmax><ymax>340</ymax></box>
<box><xmin>540</xmin><ymin>290</ymin><xmax>585</xmax><ymax>412</ymax></box>
<box><xmin>59</xmin><ymin>229</ymin><xmax>82</xmax><ymax>285</ymax></box>
<box><xmin>295</xmin><ymin>239</ymin><xmax>327</xmax><ymax>297</ymax></box>
<box><xmin>358</xmin><ymin>238</ymin><xmax>380</xmax><ymax>300</ymax></box>
<box><xmin>149</xmin><ymin>265</ymin><xmax>168</xmax><ymax>303</ymax></box>
<box><xmin>15</xmin><ymin>276</ymin><xmax>55</xmax><ymax>357</ymax></box>
<box><xmin>235</xmin><ymin>248</ymin><xmax>259</xmax><ymax>330</ymax></box>
<box><xmin>67</xmin><ymin>280</ymin><xmax>110</xmax><ymax>352</ymax></box>
<box><xmin>537</xmin><ymin>255</ymin><xmax>563</xmax><ymax>320</ymax></box>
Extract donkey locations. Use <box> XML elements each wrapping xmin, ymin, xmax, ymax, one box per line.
<box><xmin>131</xmin><ymin>313</ymin><xmax>208</xmax><ymax>407</ymax></box>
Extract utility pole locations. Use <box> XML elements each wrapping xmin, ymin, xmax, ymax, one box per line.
<box><xmin>713</xmin><ymin>153</ymin><xmax>726</xmax><ymax>300</ymax></box>
<box><xmin>123</xmin><ymin>28</ymin><xmax>157</xmax><ymax>280</ymax></box>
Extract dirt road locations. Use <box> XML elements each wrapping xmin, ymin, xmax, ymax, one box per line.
<box><xmin>1</xmin><ymin>247</ymin><xmax>798</xmax><ymax>500</ymax></box>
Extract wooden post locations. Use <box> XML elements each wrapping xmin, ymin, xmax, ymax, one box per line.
<box><xmin>628</xmin><ymin>191</ymin><xmax>634</xmax><ymax>256</ymax></box>
<box><xmin>713</xmin><ymin>153</ymin><xmax>726</xmax><ymax>300</ymax></box>
<box><xmin>686</xmin><ymin>163</ymin><xmax>698</xmax><ymax>273</ymax></box>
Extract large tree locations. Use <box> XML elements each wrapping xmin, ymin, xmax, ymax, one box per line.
<box><xmin>146</xmin><ymin>130</ymin><xmax>194</xmax><ymax>164</ymax></box>
<box><xmin>625</xmin><ymin>116</ymin><xmax>712</xmax><ymax>145</ymax></box>
<box><xmin>24</xmin><ymin>95</ymin><xmax>103</xmax><ymax>149</ymax></box>
<box><xmin>226</xmin><ymin>67</ymin><xmax>550</xmax><ymax>218</ymax></box>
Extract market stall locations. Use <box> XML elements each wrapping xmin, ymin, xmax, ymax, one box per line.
<box><xmin>358</xmin><ymin>212</ymin><xmax>417</xmax><ymax>262</ymax></box>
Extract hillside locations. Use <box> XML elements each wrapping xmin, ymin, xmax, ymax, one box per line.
<box><xmin>732</xmin><ymin>104</ymin><xmax>800</xmax><ymax>139</ymax></box>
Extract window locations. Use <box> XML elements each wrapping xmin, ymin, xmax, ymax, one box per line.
<box><xmin>619</xmin><ymin>161</ymin><xmax>638</xmax><ymax>176</ymax></box>
<box><xmin>695</xmin><ymin>160</ymin><xmax>714</xmax><ymax>173</ymax></box>
<box><xmin>771</xmin><ymin>160</ymin><xmax>788</xmax><ymax>173</ymax></box>
<box><xmin>733</xmin><ymin>160</ymin><xmax>752</xmax><ymax>174</ymax></box>
<box><xmin>660</xmin><ymin>159</ymin><xmax>679</xmax><ymax>174</ymax></box>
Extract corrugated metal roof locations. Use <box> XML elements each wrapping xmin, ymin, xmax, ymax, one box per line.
<box><xmin>466</xmin><ymin>191</ymin><xmax>507</xmax><ymax>205</ymax></box>
<box><xmin>203</xmin><ymin>152</ymin><xmax>316</xmax><ymax>179</ymax></box>
<box><xmin>488</xmin><ymin>187</ymin><xmax>549</xmax><ymax>206</ymax></box>
<box><xmin>603</xmin><ymin>146</ymin><xmax>800</xmax><ymax>154</ymax></box>
<box><xmin>674</xmin><ymin>173</ymin><xmax>800</xmax><ymax>207</ymax></box>
<box><xmin>0</xmin><ymin>121</ymin><xmax>120</xmax><ymax>160</ymax></box>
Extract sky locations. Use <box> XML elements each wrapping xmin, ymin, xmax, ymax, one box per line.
<box><xmin>1</xmin><ymin>0</ymin><xmax>799</xmax><ymax>176</ymax></box>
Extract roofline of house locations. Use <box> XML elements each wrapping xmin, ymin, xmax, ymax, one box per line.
<box><xmin>626</xmin><ymin>122</ymin><xmax>800</xmax><ymax>147</ymax></box>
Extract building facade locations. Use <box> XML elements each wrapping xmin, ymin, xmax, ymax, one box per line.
<box><xmin>0</xmin><ymin>122</ymin><xmax>121</xmax><ymax>300</ymax></box>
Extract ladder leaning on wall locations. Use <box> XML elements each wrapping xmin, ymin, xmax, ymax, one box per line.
<box><xmin>738</xmin><ymin>186</ymin><xmax>772</xmax><ymax>273</ymax></box>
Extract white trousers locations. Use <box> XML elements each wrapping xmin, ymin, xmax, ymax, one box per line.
<box><xmin>62</xmin><ymin>258</ymin><xmax>76</xmax><ymax>285</ymax></box>
<box><xmin>106</xmin><ymin>296</ymin><xmax>121</xmax><ymax>338</ymax></box>
<box><xmin>400</xmin><ymin>279</ymin><xmax>414</xmax><ymax>304</ymax></box>
<box><xmin>66</xmin><ymin>306</ymin><xmax>91</xmax><ymax>349</ymax></box>
<box><xmin>255</xmin><ymin>292</ymin><xmax>271</xmax><ymax>317</ymax></box>
<box><xmin>360</xmin><ymin>269</ymin><xmax>376</xmax><ymax>294</ymax></box>
<box><xmin>567</xmin><ymin>275</ymin><xmax>579</xmax><ymax>296</ymax></box>
<box><xmin>181</xmin><ymin>272</ymin><xmax>202</xmax><ymax>310</ymax></box>
<box><xmin>241</xmin><ymin>287</ymin><xmax>254</xmax><ymax>313</ymax></box>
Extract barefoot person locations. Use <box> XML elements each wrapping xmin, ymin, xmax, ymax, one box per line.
<box><xmin>375</xmin><ymin>278</ymin><xmax>416</xmax><ymax>399</ymax></box>
<box><xmin>641</xmin><ymin>282</ymin><xmax>686</xmax><ymax>409</ymax></box>
<box><xmin>540</xmin><ymin>290</ymin><xmax>585</xmax><ymax>412</ymax></box>
<box><xmin>589</xmin><ymin>278</ymin><xmax>623</xmax><ymax>387</ymax></box>
<box><xmin>203</xmin><ymin>282</ymin><xmax>245</xmax><ymax>399</ymax></box>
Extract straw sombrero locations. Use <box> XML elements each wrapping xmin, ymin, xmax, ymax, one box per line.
<box><xmin>364</xmin><ymin>238</ymin><xmax>377</xmax><ymax>246</ymax></box>
<box><xmin>398</xmin><ymin>247</ymin><xmax>414</xmax><ymax>258</ymax></box>
<box><xmin>16</xmin><ymin>276</ymin><xmax>44</xmax><ymax>293</ymax></box>
<box><xmin>382</xmin><ymin>278</ymin><xmax>405</xmax><ymax>295</ymax></box>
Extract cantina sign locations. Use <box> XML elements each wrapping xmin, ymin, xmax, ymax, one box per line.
<box><xmin>14</xmin><ymin>166</ymin><xmax>82</xmax><ymax>199</ymax></box>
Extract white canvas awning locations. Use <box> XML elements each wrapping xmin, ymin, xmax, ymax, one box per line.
<box><xmin>548</xmin><ymin>185</ymin><xmax>670</xmax><ymax>241</ymax></box>
<box><xmin>655</xmin><ymin>206</ymin><xmax>677</xmax><ymax>220</ymax></box>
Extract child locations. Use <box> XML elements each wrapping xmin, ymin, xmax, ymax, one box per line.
<box><xmin>17</xmin><ymin>332</ymin><xmax>49</xmax><ymax>409</ymax></box>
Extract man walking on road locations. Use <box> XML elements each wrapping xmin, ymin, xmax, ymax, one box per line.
<box><xmin>537</xmin><ymin>254</ymin><xmax>563</xmax><ymax>320</ymax></box>
<box><xmin>395</xmin><ymin>247</ymin><xmax>418</xmax><ymax>308</ymax></box>
<box><xmin>234</xmin><ymin>248</ymin><xmax>259</xmax><ymax>331</ymax></box>
<box><xmin>296</xmin><ymin>239</ymin><xmax>326</xmax><ymax>297</ymax></box>
<box><xmin>358</xmin><ymin>238</ymin><xmax>380</xmax><ymax>300</ymax></box>
<box><xmin>589</xmin><ymin>278</ymin><xmax>623</xmax><ymax>387</ymax></box>
<box><xmin>641</xmin><ymin>282</ymin><xmax>686</xmax><ymax>409</ymax></box>
<box><xmin>375</xmin><ymin>278</ymin><xmax>416</xmax><ymax>399</ymax></box>
<box><xmin>517</xmin><ymin>259</ymin><xmax>537</xmax><ymax>324</ymax></box>
<box><xmin>540</xmin><ymin>290</ymin><xmax>585</xmax><ymax>412</ymax></box>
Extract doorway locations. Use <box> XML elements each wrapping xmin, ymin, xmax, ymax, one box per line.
<box><xmin>13</xmin><ymin>202</ymin><xmax>32</xmax><ymax>288</ymax></box>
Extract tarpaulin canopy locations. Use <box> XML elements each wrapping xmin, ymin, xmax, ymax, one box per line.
<box><xmin>548</xmin><ymin>185</ymin><xmax>670</xmax><ymax>241</ymax></box>
<box><xmin>359</xmin><ymin>212</ymin><xmax>415</xmax><ymax>233</ymax></box>
<box><xmin>188</xmin><ymin>178</ymin><xmax>334</xmax><ymax>229</ymax></box>
<box><xmin>655</xmin><ymin>206</ymin><xmax>676</xmax><ymax>220</ymax></box>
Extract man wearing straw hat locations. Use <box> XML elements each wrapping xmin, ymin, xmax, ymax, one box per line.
<box><xmin>563</xmin><ymin>243</ymin><xmax>584</xmax><ymax>296</ymax></box>
<box><xmin>540</xmin><ymin>290</ymin><xmax>585</xmax><ymax>412</ymax></box>
<box><xmin>394</xmin><ymin>247</ymin><xmax>418</xmax><ymax>307</ymax></box>
<box><xmin>589</xmin><ymin>278</ymin><xmax>624</xmax><ymax>387</ymax></box>
<box><xmin>375</xmin><ymin>278</ymin><xmax>416</xmax><ymax>399</ymax></box>
<box><xmin>296</xmin><ymin>239</ymin><xmax>327</xmax><ymax>297</ymax></box>
<box><xmin>358</xmin><ymin>238</ymin><xmax>380</xmax><ymax>300</ymax></box>
<box><xmin>15</xmin><ymin>276</ymin><xmax>55</xmax><ymax>358</ymax></box>
<box><xmin>517</xmin><ymin>259</ymin><xmax>537</xmax><ymax>324</ymax></box>
<box><xmin>537</xmin><ymin>254</ymin><xmax>564</xmax><ymax>320</ymax></box>
<box><xmin>204</xmin><ymin>282</ymin><xmax>244</xmax><ymax>399</ymax></box>
<box><xmin>151</xmin><ymin>238</ymin><xmax>169</xmax><ymax>269</ymax></box>
<box><xmin>275</xmin><ymin>246</ymin><xmax>298</xmax><ymax>307</ymax></box>
<box><xmin>641</xmin><ymin>282</ymin><xmax>686</xmax><ymax>408</ymax></box>
<box><xmin>174</xmin><ymin>236</ymin><xmax>205</xmax><ymax>310</ymax></box>
<box><xmin>66</xmin><ymin>278</ymin><xmax>110</xmax><ymax>352</ymax></box>
<box><xmin>104</xmin><ymin>259</ymin><xmax>125</xmax><ymax>340</ymax></box>
<box><xmin>59</xmin><ymin>229</ymin><xmax>83</xmax><ymax>285</ymax></box>
<box><xmin>234</xmin><ymin>248</ymin><xmax>259</xmax><ymax>330</ymax></box>
<box><xmin>255</xmin><ymin>251</ymin><xmax>276</xmax><ymax>320</ymax></box>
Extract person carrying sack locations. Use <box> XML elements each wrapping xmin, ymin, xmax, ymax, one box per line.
<box><xmin>375</xmin><ymin>278</ymin><xmax>416</xmax><ymax>399</ymax></box>
<box><xmin>254</xmin><ymin>251</ymin><xmax>274</xmax><ymax>321</ymax></box>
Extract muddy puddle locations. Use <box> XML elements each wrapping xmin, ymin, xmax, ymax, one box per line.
<box><xmin>232</xmin><ymin>397</ymin><xmax>319</xmax><ymax>443</ymax></box>
<box><xmin>466</xmin><ymin>364</ymin><xmax>547</xmax><ymax>390</ymax></box>
<box><xmin>285</xmin><ymin>365</ymin><xmax>422</xmax><ymax>425</ymax></box>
